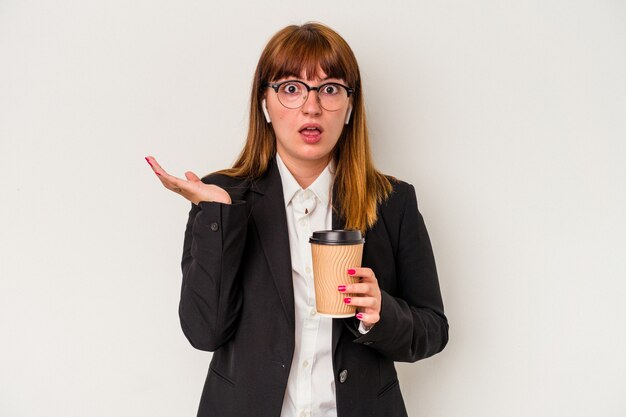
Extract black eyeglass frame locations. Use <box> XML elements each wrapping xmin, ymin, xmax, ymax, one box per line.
<box><xmin>264</xmin><ymin>80</ymin><xmax>355</xmax><ymax>110</ymax></box>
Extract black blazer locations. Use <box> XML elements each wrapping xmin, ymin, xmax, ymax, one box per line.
<box><xmin>179</xmin><ymin>158</ymin><xmax>448</xmax><ymax>417</ymax></box>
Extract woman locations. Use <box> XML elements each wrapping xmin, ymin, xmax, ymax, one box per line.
<box><xmin>146</xmin><ymin>22</ymin><xmax>448</xmax><ymax>417</ymax></box>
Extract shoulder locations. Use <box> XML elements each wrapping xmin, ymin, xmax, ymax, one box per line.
<box><xmin>382</xmin><ymin>175</ymin><xmax>416</xmax><ymax>212</ymax></box>
<box><xmin>386</xmin><ymin>175</ymin><xmax>413</xmax><ymax>194</ymax></box>
<box><xmin>370</xmin><ymin>176</ymin><xmax>425</xmax><ymax>248</ymax></box>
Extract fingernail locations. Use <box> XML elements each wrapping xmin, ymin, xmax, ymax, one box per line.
<box><xmin>347</xmin><ymin>268</ymin><xmax>356</xmax><ymax>275</ymax></box>
<box><xmin>356</xmin><ymin>313</ymin><xmax>363</xmax><ymax>319</ymax></box>
<box><xmin>343</xmin><ymin>297</ymin><xmax>351</xmax><ymax>304</ymax></box>
<box><xmin>145</xmin><ymin>157</ymin><xmax>153</xmax><ymax>168</ymax></box>
<box><xmin>338</xmin><ymin>285</ymin><xmax>346</xmax><ymax>292</ymax></box>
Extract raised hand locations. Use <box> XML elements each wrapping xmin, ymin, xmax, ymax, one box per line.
<box><xmin>145</xmin><ymin>156</ymin><xmax>231</xmax><ymax>205</ymax></box>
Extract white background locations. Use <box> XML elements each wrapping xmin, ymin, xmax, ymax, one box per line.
<box><xmin>1</xmin><ymin>1</ymin><xmax>625</xmax><ymax>416</ymax></box>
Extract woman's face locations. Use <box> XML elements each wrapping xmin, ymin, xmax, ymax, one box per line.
<box><xmin>265</xmin><ymin>69</ymin><xmax>351</xmax><ymax>169</ymax></box>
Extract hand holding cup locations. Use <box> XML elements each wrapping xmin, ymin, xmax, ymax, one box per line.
<box><xmin>339</xmin><ymin>267</ymin><xmax>382</xmax><ymax>329</ymax></box>
<box><xmin>309</xmin><ymin>230</ymin><xmax>364</xmax><ymax>318</ymax></box>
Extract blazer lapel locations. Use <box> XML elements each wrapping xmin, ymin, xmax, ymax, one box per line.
<box><xmin>331</xmin><ymin>188</ymin><xmax>349</xmax><ymax>356</ymax></box>
<box><xmin>251</xmin><ymin>159</ymin><xmax>295</xmax><ymax>327</ymax></box>
<box><xmin>251</xmin><ymin>161</ymin><xmax>351</xmax><ymax>351</ymax></box>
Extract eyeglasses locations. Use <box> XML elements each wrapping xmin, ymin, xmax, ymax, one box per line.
<box><xmin>265</xmin><ymin>80</ymin><xmax>354</xmax><ymax>111</ymax></box>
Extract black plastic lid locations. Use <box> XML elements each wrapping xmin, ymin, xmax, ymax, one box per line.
<box><xmin>309</xmin><ymin>229</ymin><xmax>364</xmax><ymax>245</ymax></box>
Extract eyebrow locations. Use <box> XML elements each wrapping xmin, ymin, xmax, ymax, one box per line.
<box><xmin>279</xmin><ymin>76</ymin><xmax>343</xmax><ymax>83</ymax></box>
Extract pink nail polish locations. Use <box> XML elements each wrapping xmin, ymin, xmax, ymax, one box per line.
<box><xmin>145</xmin><ymin>157</ymin><xmax>153</xmax><ymax>168</ymax></box>
<box><xmin>343</xmin><ymin>297</ymin><xmax>351</xmax><ymax>304</ymax></box>
<box><xmin>338</xmin><ymin>285</ymin><xmax>346</xmax><ymax>292</ymax></box>
<box><xmin>356</xmin><ymin>313</ymin><xmax>363</xmax><ymax>319</ymax></box>
<box><xmin>347</xmin><ymin>268</ymin><xmax>356</xmax><ymax>275</ymax></box>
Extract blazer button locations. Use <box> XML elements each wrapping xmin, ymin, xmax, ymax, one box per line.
<box><xmin>210</xmin><ymin>222</ymin><xmax>219</xmax><ymax>232</ymax></box>
<box><xmin>339</xmin><ymin>369</ymin><xmax>348</xmax><ymax>383</ymax></box>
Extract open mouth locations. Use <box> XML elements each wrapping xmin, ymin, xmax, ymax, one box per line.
<box><xmin>299</xmin><ymin>124</ymin><xmax>323</xmax><ymax>140</ymax></box>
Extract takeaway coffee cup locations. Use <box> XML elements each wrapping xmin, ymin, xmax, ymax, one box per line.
<box><xmin>309</xmin><ymin>230</ymin><xmax>365</xmax><ymax>318</ymax></box>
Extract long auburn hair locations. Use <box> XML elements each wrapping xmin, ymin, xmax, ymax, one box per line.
<box><xmin>219</xmin><ymin>22</ymin><xmax>393</xmax><ymax>233</ymax></box>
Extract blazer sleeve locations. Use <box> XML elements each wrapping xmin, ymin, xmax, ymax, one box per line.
<box><xmin>352</xmin><ymin>184</ymin><xmax>449</xmax><ymax>362</ymax></box>
<box><xmin>179</xmin><ymin>196</ymin><xmax>248</xmax><ymax>352</ymax></box>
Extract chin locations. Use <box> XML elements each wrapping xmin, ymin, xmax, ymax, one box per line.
<box><xmin>298</xmin><ymin>148</ymin><xmax>334</xmax><ymax>161</ymax></box>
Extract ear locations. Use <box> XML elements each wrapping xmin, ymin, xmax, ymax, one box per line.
<box><xmin>262</xmin><ymin>99</ymin><xmax>271</xmax><ymax>123</ymax></box>
<box><xmin>344</xmin><ymin>105</ymin><xmax>353</xmax><ymax>125</ymax></box>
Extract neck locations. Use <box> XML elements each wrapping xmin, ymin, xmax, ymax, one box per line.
<box><xmin>277</xmin><ymin>152</ymin><xmax>330</xmax><ymax>189</ymax></box>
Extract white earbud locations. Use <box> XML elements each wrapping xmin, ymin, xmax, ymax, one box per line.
<box><xmin>344</xmin><ymin>105</ymin><xmax>353</xmax><ymax>125</ymax></box>
<box><xmin>262</xmin><ymin>99</ymin><xmax>271</xmax><ymax>123</ymax></box>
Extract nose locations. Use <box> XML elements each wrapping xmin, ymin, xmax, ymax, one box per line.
<box><xmin>301</xmin><ymin>90</ymin><xmax>322</xmax><ymax>115</ymax></box>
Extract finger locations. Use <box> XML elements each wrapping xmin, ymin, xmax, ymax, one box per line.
<box><xmin>184</xmin><ymin>171</ymin><xmax>201</xmax><ymax>183</ymax></box>
<box><xmin>348</xmin><ymin>267</ymin><xmax>377</xmax><ymax>282</ymax></box>
<box><xmin>149</xmin><ymin>166</ymin><xmax>187</xmax><ymax>192</ymax></box>
<box><xmin>343</xmin><ymin>296</ymin><xmax>378</xmax><ymax>309</ymax></box>
<box><xmin>338</xmin><ymin>283</ymin><xmax>375</xmax><ymax>296</ymax></box>
<box><xmin>145</xmin><ymin>156</ymin><xmax>158</xmax><ymax>172</ymax></box>
<box><xmin>162</xmin><ymin>176</ymin><xmax>188</xmax><ymax>194</ymax></box>
<box><xmin>145</xmin><ymin>156</ymin><xmax>162</xmax><ymax>176</ymax></box>
<box><xmin>145</xmin><ymin>156</ymin><xmax>200</xmax><ymax>203</ymax></box>
<box><xmin>145</xmin><ymin>156</ymin><xmax>172</xmax><ymax>177</ymax></box>
<box><xmin>145</xmin><ymin>157</ymin><xmax>186</xmax><ymax>190</ymax></box>
<box><xmin>355</xmin><ymin>311</ymin><xmax>380</xmax><ymax>326</ymax></box>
